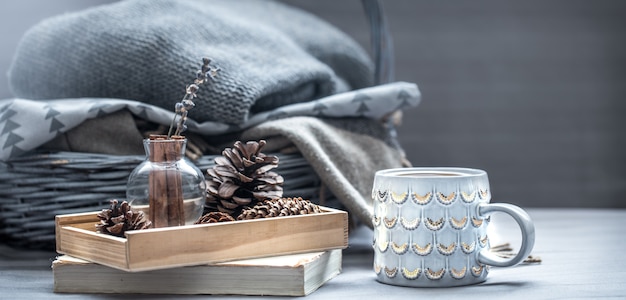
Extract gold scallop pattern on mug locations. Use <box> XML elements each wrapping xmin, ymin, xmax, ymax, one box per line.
<box><xmin>383</xmin><ymin>216</ymin><xmax>397</xmax><ymax>229</ymax></box>
<box><xmin>436</xmin><ymin>242</ymin><xmax>457</xmax><ymax>256</ymax></box>
<box><xmin>372</xmin><ymin>216</ymin><xmax>381</xmax><ymax>227</ymax></box>
<box><xmin>450</xmin><ymin>216</ymin><xmax>468</xmax><ymax>229</ymax></box>
<box><xmin>425</xmin><ymin>268</ymin><xmax>445</xmax><ymax>280</ymax></box>
<box><xmin>461</xmin><ymin>241</ymin><xmax>476</xmax><ymax>254</ymax></box>
<box><xmin>401</xmin><ymin>267</ymin><xmax>421</xmax><ymax>280</ymax></box>
<box><xmin>379</xmin><ymin>189</ymin><xmax>390</xmax><ymax>202</ymax></box>
<box><xmin>378</xmin><ymin>240</ymin><xmax>389</xmax><ymax>252</ymax></box>
<box><xmin>412</xmin><ymin>192</ymin><xmax>432</xmax><ymax>205</ymax></box>
<box><xmin>450</xmin><ymin>267</ymin><xmax>467</xmax><ymax>279</ymax></box>
<box><xmin>471</xmin><ymin>217</ymin><xmax>484</xmax><ymax>228</ymax></box>
<box><xmin>391</xmin><ymin>242</ymin><xmax>409</xmax><ymax>254</ymax></box>
<box><xmin>412</xmin><ymin>242</ymin><xmax>433</xmax><ymax>256</ymax></box>
<box><xmin>479</xmin><ymin>235</ymin><xmax>489</xmax><ymax>247</ymax></box>
<box><xmin>373</xmin><ymin>263</ymin><xmax>382</xmax><ymax>275</ymax></box>
<box><xmin>425</xmin><ymin>217</ymin><xmax>445</xmax><ymax>231</ymax></box>
<box><xmin>384</xmin><ymin>266</ymin><xmax>398</xmax><ymax>278</ymax></box>
<box><xmin>400</xmin><ymin>217</ymin><xmax>420</xmax><ymax>230</ymax></box>
<box><xmin>479</xmin><ymin>189</ymin><xmax>489</xmax><ymax>199</ymax></box>
<box><xmin>391</xmin><ymin>191</ymin><xmax>408</xmax><ymax>204</ymax></box>
<box><xmin>436</xmin><ymin>192</ymin><xmax>456</xmax><ymax>205</ymax></box>
<box><xmin>461</xmin><ymin>191</ymin><xmax>476</xmax><ymax>203</ymax></box>
<box><xmin>471</xmin><ymin>265</ymin><xmax>484</xmax><ymax>277</ymax></box>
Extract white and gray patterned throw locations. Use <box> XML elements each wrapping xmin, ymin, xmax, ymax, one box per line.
<box><xmin>0</xmin><ymin>82</ymin><xmax>420</xmax><ymax>161</ymax></box>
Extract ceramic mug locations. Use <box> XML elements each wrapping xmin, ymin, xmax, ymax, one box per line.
<box><xmin>371</xmin><ymin>167</ymin><xmax>535</xmax><ymax>287</ymax></box>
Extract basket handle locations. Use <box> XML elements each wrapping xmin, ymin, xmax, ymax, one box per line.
<box><xmin>361</xmin><ymin>0</ymin><xmax>394</xmax><ymax>84</ymax></box>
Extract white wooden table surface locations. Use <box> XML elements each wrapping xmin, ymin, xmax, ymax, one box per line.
<box><xmin>2</xmin><ymin>208</ymin><xmax>625</xmax><ymax>299</ymax></box>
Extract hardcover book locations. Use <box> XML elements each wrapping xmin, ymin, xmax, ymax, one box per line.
<box><xmin>53</xmin><ymin>249</ymin><xmax>341</xmax><ymax>296</ymax></box>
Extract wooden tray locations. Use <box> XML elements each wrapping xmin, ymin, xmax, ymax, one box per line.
<box><xmin>55</xmin><ymin>207</ymin><xmax>348</xmax><ymax>272</ymax></box>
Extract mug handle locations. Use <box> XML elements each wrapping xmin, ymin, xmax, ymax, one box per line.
<box><xmin>476</xmin><ymin>203</ymin><xmax>536</xmax><ymax>267</ymax></box>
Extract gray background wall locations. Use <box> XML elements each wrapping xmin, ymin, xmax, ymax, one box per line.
<box><xmin>1</xmin><ymin>1</ymin><xmax>624</xmax><ymax>208</ymax></box>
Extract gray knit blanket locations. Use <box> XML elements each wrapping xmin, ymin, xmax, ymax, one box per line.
<box><xmin>1</xmin><ymin>0</ymin><xmax>422</xmax><ymax>227</ymax></box>
<box><xmin>8</xmin><ymin>0</ymin><xmax>374</xmax><ymax>125</ymax></box>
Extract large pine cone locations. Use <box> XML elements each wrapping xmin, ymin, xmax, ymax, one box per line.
<box><xmin>237</xmin><ymin>197</ymin><xmax>322</xmax><ymax>220</ymax></box>
<box><xmin>205</xmin><ymin>140</ymin><xmax>284</xmax><ymax>216</ymax></box>
<box><xmin>96</xmin><ymin>200</ymin><xmax>152</xmax><ymax>237</ymax></box>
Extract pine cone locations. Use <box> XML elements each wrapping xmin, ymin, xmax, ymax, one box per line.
<box><xmin>237</xmin><ymin>197</ymin><xmax>321</xmax><ymax>220</ymax></box>
<box><xmin>96</xmin><ymin>200</ymin><xmax>152</xmax><ymax>237</ymax></box>
<box><xmin>205</xmin><ymin>140</ymin><xmax>284</xmax><ymax>216</ymax></box>
<box><xmin>195</xmin><ymin>212</ymin><xmax>236</xmax><ymax>224</ymax></box>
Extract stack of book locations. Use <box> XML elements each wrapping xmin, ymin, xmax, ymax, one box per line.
<box><xmin>53</xmin><ymin>250</ymin><xmax>342</xmax><ymax>296</ymax></box>
<box><xmin>53</xmin><ymin>207</ymin><xmax>348</xmax><ymax>296</ymax></box>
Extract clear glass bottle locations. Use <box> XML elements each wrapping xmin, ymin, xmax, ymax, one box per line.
<box><xmin>126</xmin><ymin>135</ymin><xmax>205</xmax><ymax>227</ymax></box>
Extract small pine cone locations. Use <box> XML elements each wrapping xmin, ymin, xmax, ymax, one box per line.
<box><xmin>205</xmin><ymin>140</ymin><xmax>284</xmax><ymax>217</ymax></box>
<box><xmin>237</xmin><ymin>201</ymin><xmax>275</xmax><ymax>220</ymax></box>
<box><xmin>96</xmin><ymin>200</ymin><xmax>152</xmax><ymax>237</ymax></box>
<box><xmin>237</xmin><ymin>197</ymin><xmax>321</xmax><ymax>220</ymax></box>
<box><xmin>195</xmin><ymin>212</ymin><xmax>236</xmax><ymax>224</ymax></box>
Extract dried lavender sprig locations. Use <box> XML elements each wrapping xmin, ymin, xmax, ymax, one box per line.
<box><xmin>167</xmin><ymin>58</ymin><xmax>221</xmax><ymax>138</ymax></box>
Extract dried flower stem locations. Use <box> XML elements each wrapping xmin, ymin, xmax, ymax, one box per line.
<box><xmin>167</xmin><ymin>57</ymin><xmax>221</xmax><ymax>138</ymax></box>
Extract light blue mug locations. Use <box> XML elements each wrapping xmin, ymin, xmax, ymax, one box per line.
<box><xmin>372</xmin><ymin>167</ymin><xmax>535</xmax><ymax>287</ymax></box>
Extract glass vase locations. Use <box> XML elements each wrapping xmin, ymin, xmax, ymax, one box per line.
<box><xmin>126</xmin><ymin>135</ymin><xmax>205</xmax><ymax>227</ymax></box>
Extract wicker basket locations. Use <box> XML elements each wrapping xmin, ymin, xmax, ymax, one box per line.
<box><xmin>0</xmin><ymin>0</ymin><xmax>393</xmax><ymax>249</ymax></box>
<box><xmin>0</xmin><ymin>151</ymin><xmax>329</xmax><ymax>249</ymax></box>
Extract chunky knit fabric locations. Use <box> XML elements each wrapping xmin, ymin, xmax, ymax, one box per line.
<box><xmin>8</xmin><ymin>0</ymin><xmax>373</xmax><ymax>124</ymax></box>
